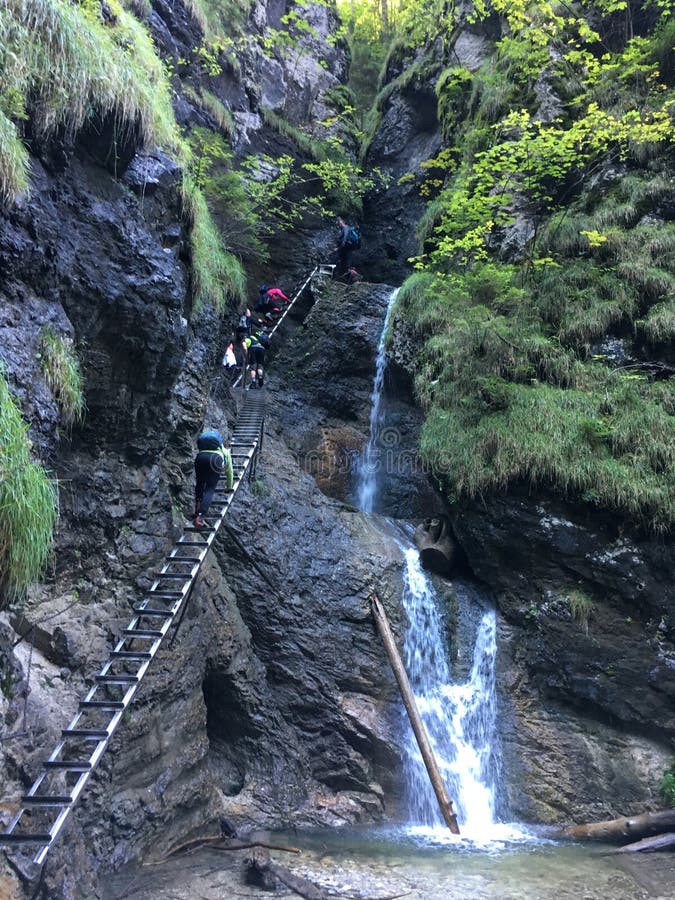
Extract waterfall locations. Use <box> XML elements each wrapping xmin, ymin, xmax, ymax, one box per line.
<box><xmin>356</xmin><ymin>289</ymin><xmax>398</xmax><ymax>513</ymax></box>
<box><xmin>356</xmin><ymin>289</ymin><xmax>504</xmax><ymax>840</ymax></box>
<box><xmin>401</xmin><ymin>547</ymin><xmax>499</xmax><ymax>835</ymax></box>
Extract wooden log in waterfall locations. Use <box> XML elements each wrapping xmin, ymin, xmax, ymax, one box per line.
<box><xmin>370</xmin><ymin>593</ymin><xmax>460</xmax><ymax>834</ymax></box>
<box><xmin>563</xmin><ymin>809</ymin><xmax>675</xmax><ymax>842</ymax></box>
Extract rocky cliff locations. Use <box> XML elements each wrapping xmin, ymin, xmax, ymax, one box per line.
<box><xmin>1</xmin><ymin>1</ymin><xmax>674</xmax><ymax>897</ymax></box>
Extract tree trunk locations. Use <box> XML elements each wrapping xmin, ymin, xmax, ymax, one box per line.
<box><xmin>563</xmin><ymin>810</ymin><xmax>675</xmax><ymax>842</ymax></box>
<box><xmin>615</xmin><ymin>832</ymin><xmax>675</xmax><ymax>853</ymax></box>
<box><xmin>370</xmin><ymin>593</ymin><xmax>460</xmax><ymax>834</ymax></box>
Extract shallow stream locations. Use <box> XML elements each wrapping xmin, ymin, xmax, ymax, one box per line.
<box><xmin>105</xmin><ymin>825</ymin><xmax>675</xmax><ymax>899</ymax></box>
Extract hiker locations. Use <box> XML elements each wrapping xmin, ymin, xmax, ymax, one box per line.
<box><xmin>237</xmin><ymin>307</ymin><xmax>252</xmax><ymax>337</ymax></box>
<box><xmin>193</xmin><ymin>429</ymin><xmax>234</xmax><ymax>528</ymax></box>
<box><xmin>222</xmin><ymin>339</ymin><xmax>237</xmax><ymax>370</ymax></box>
<box><xmin>254</xmin><ymin>286</ymin><xmax>282</xmax><ymax>320</ymax></box>
<box><xmin>265</xmin><ymin>285</ymin><xmax>290</xmax><ymax>306</ymax></box>
<box><xmin>245</xmin><ymin>326</ymin><xmax>270</xmax><ymax>389</ymax></box>
<box><xmin>335</xmin><ymin>217</ymin><xmax>360</xmax><ymax>279</ymax></box>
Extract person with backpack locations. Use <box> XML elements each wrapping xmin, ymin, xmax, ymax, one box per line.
<box><xmin>255</xmin><ymin>286</ymin><xmax>283</xmax><ymax>320</ymax></box>
<box><xmin>193</xmin><ymin>429</ymin><xmax>234</xmax><ymax>528</ymax></box>
<box><xmin>244</xmin><ymin>326</ymin><xmax>270</xmax><ymax>389</ymax></box>
<box><xmin>335</xmin><ymin>217</ymin><xmax>360</xmax><ymax>279</ymax></box>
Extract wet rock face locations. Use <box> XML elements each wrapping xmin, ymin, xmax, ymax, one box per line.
<box><xmin>361</xmin><ymin>85</ymin><xmax>442</xmax><ymax>285</ymax></box>
<box><xmin>453</xmin><ymin>489</ymin><xmax>675</xmax><ymax>821</ymax></box>
<box><xmin>269</xmin><ymin>279</ymin><xmax>446</xmax><ymax>518</ymax></box>
<box><xmin>0</xmin><ymin>149</ymin><xmax>190</xmax><ymax>463</ymax></box>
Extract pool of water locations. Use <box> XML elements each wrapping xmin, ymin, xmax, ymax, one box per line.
<box><xmin>105</xmin><ymin>823</ymin><xmax>675</xmax><ymax>899</ymax></box>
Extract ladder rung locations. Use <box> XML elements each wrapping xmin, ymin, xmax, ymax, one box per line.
<box><xmin>62</xmin><ymin>728</ymin><xmax>109</xmax><ymax>739</ymax></box>
<box><xmin>44</xmin><ymin>760</ymin><xmax>91</xmax><ymax>771</ymax></box>
<box><xmin>184</xmin><ymin>524</ymin><xmax>216</xmax><ymax>533</ymax></box>
<box><xmin>122</xmin><ymin>628</ymin><xmax>163</xmax><ymax>639</ymax></box>
<box><xmin>111</xmin><ymin>650</ymin><xmax>152</xmax><ymax>660</ymax></box>
<box><xmin>177</xmin><ymin>539</ymin><xmax>209</xmax><ymax>546</ymax></box>
<box><xmin>0</xmin><ymin>833</ymin><xmax>52</xmax><ymax>845</ymax></box>
<box><xmin>21</xmin><ymin>795</ymin><xmax>72</xmax><ymax>806</ymax></box>
<box><xmin>148</xmin><ymin>590</ymin><xmax>184</xmax><ymax>597</ymax></box>
<box><xmin>155</xmin><ymin>573</ymin><xmax>190</xmax><ymax>580</ymax></box>
<box><xmin>132</xmin><ymin>606</ymin><xmax>175</xmax><ymax>617</ymax></box>
<box><xmin>95</xmin><ymin>674</ymin><xmax>140</xmax><ymax>684</ymax></box>
<box><xmin>80</xmin><ymin>700</ymin><xmax>125</xmax><ymax>710</ymax></box>
<box><xmin>167</xmin><ymin>554</ymin><xmax>203</xmax><ymax>562</ymax></box>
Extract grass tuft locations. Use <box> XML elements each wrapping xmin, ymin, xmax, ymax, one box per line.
<box><xmin>0</xmin><ymin>0</ymin><xmax>185</xmax><ymax>202</ymax></box>
<box><xmin>0</xmin><ymin>369</ymin><xmax>58</xmax><ymax>606</ymax></box>
<box><xmin>183</xmin><ymin>178</ymin><xmax>247</xmax><ymax>315</ymax></box>
<box><xmin>39</xmin><ymin>328</ymin><xmax>86</xmax><ymax>429</ymax></box>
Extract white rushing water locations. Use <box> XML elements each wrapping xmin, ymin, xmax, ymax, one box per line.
<box><xmin>356</xmin><ymin>289</ymin><xmax>398</xmax><ymax>513</ymax></box>
<box><xmin>356</xmin><ymin>289</ymin><xmax>524</xmax><ymax>844</ymax></box>
<box><xmin>400</xmin><ymin>547</ymin><xmax>500</xmax><ymax>838</ymax></box>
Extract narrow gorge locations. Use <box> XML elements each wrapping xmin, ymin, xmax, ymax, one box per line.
<box><xmin>1</xmin><ymin>1</ymin><xmax>674</xmax><ymax>898</ymax></box>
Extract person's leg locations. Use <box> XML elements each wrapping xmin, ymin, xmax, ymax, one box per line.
<box><xmin>200</xmin><ymin>454</ymin><xmax>224</xmax><ymax>516</ymax></box>
<box><xmin>194</xmin><ymin>453</ymin><xmax>209</xmax><ymax>519</ymax></box>
<box><xmin>256</xmin><ymin>347</ymin><xmax>265</xmax><ymax>386</ymax></box>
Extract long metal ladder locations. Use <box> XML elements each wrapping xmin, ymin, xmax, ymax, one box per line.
<box><xmin>0</xmin><ymin>389</ymin><xmax>266</xmax><ymax>865</ymax></box>
<box><xmin>0</xmin><ymin>264</ymin><xmax>328</xmax><ymax>865</ymax></box>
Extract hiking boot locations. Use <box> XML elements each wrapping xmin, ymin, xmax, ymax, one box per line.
<box><xmin>193</xmin><ymin>515</ymin><xmax>206</xmax><ymax>528</ymax></box>
<box><xmin>258</xmin><ymin>375</ymin><xmax>264</xmax><ymax>387</ymax></box>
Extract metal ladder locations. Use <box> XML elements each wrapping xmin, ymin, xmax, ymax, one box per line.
<box><xmin>0</xmin><ymin>391</ymin><xmax>266</xmax><ymax>864</ymax></box>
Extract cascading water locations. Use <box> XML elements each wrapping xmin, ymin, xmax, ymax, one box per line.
<box><xmin>356</xmin><ymin>289</ymin><xmax>506</xmax><ymax>841</ymax></box>
<box><xmin>401</xmin><ymin>548</ymin><xmax>499</xmax><ymax>836</ymax></box>
<box><xmin>356</xmin><ymin>289</ymin><xmax>398</xmax><ymax>513</ymax></box>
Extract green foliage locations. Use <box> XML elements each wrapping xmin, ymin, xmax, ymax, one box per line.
<box><xmin>639</xmin><ymin>299</ymin><xmax>675</xmax><ymax>344</ymax></box>
<box><xmin>398</xmin><ymin>255</ymin><xmax>675</xmax><ymax>530</ymax></box>
<box><xmin>182</xmin><ymin>177</ymin><xmax>247</xmax><ymax>315</ymax></box>
<box><xmin>185</xmin><ymin>0</ymin><xmax>253</xmax><ymax>40</ymax></box>
<box><xmin>391</xmin><ymin>0</ymin><xmax>675</xmax><ymax>530</ymax></box>
<box><xmin>186</xmin><ymin>127</ymin><xmax>268</xmax><ymax>261</ymax></box>
<box><xmin>184</xmin><ymin>86</ymin><xmax>235</xmax><ymax>137</ymax></box>
<box><xmin>0</xmin><ymin>111</ymin><xmax>29</xmax><ymax>203</ymax></box>
<box><xmin>39</xmin><ymin>329</ymin><xmax>86</xmax><ymax>430</ymax></box>
<box><xmin>336</xmin><ymin>0</ymin><xmax>392</xmax><ymax>112</ymax></box>
<box><xmin>660</xmin><ymin>759</ymin><xmax>675</xmax><ymax>807</ymax></box>
<box><xmin>260</xmin><ymin>107</ymin><xmax>329</xmax><ymax>162</ymax></box>
<box><xmin>0</xmin><ymin>369</ymin><xmax>58</xmax><ymax>606</ymax></box>
<box><xmin>0</xmin><ymin>0</ymin><xmax>185</xmax><ymax>202</ymax></box>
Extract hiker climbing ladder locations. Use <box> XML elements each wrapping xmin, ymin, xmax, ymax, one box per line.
<box><xmin>0</xmin><ymin>390</ymin><xmax>266</xmax><ymax>865</ymax></box>
<box><xmin>0</xmin><ymin>264</ymin><xmax>325</xmax><ymax>865</ymax></box>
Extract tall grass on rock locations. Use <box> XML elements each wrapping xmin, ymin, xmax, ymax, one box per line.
<box><xmin>0</xmin><ymin>371</ymin><xmax>57</xmax><ymax>607</ymax></box>
<box><xmin>182</xmin><ymin>178</ymin><xmax>247</xmax><ymax>315</ymax></box>
<box><xmin>39</xmin><ymin>328</ymin><xmax>86</xmax><ymax>430</ymax></box>
<box><xmin>0</xmin><ymin>0</ymin><xmax>183</xmax><ymax>202</ymax></box>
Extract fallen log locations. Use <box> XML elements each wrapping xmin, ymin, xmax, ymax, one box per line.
<box><xmin>370</xmin><ymin>593</ymin><xmax>460</xmax><ymax>834</ymax></box>
<box><xmin>563</xmin><ymin>809</ymin><xmax>675</xmax><ymax>842</ymax></box>
<box><xmin>614</xmin><ymin>831</ymin><xmax>675</xmax><ymax>853</ymax></box>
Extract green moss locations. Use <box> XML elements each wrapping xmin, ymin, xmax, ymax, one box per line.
<box><xmin>39</xmin><ymin>328</ymin><xmax>86</xmax><ymax>429</ymax></box>
<box><xmin>420</xmin><ymin>377</ymin><xmax>675</xmax><ymax>531</ymax></box>
<box><xmin>0</xmin><ymin>370</ymin><xmax>58</xmax><ymax>605</ymax></box>
<box><xmin>185</xmin><ymin>0</ymin><xmax>252</xmax><ymax>38</ymax></box>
